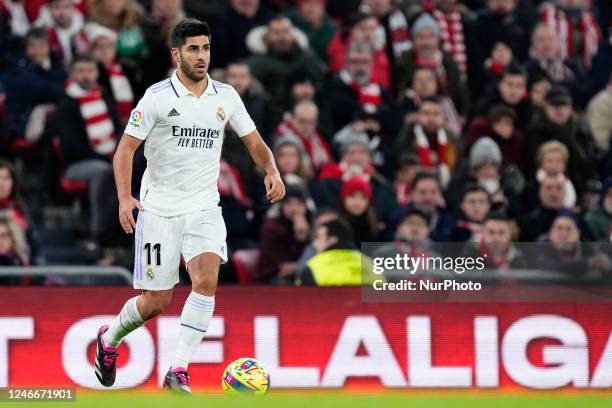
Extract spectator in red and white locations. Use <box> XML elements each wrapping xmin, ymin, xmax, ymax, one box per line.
<box><xmin>327</xmin><ymin>11</ymin><xmax>390</xmax><ymax>88</ymax></box>
<box><xmin>415</xmin><ymin>0</ymin><xmax>483</xmax><ymax>97</ymax></box>
<box><xmin>274</xmin><ymin>100</ymin><xmax>333</xmax><ymax>172</ymax></box>
<box><xmin>318</xmin><ymin>132</ymin><xmax>398</xmax><ymax>221</ymax></box>
<box><xmin>525</xmin><ymin>22</ymin><xmax>589</xmax><ymax>107</ymax></box>
<box><xmin>394</xmin><ymin>95</ymin><xmax>460</xmax><ymax>189</ymax></box>
<box><xmin>476</xmin><ymin>0</ymin><xmax>530</xmax><ymax>61</ymax></box>
<box><xmin>396</xmin><ymin>65</ymin><xmax>462</xmax><ymax>135</ymax></box>
<box><xmin>53</xmin><ymin>54</ymin><xmax>121</xmax><ymax>246</ymax></box>
<box><xmin>466</xmin><ymin>104</ymin><xmax>526</xmax><ymax>172</ymax></box>
<box><xmin>474</xmin><ymin>63</ymin><xmax>532</xmax><ymax>132</ymax></box>
<box><xmin>394</xmin><ymin>12</ymin><xmax>470</xmax><ymax>117</ymax></box>
<box><xmin>86</xmin><ymin>23</ymin><xmax>135</xmax><ymax>124</ymax></box>
<box><xmin>4</xmin><ymin>27</ymin><xmax>67</xmax><ymax>142</ymax></box>
<box><xmin>359</xmin><ymin>0</ymin><xmax>411</xmax><ymax>71</ymax></box>
<box><xmin>34</xmin><ymin>0</ymin><xmax>88</xmax><ymax>66</ymax></box>
<box><xmin>328</xmin><ymin>41</ymin><xmax>394</xmax><ymax>134</ymax></box>
<box><xmin>329</xmin><ymin>40</ymin><xmax>378</xmax><ymax>127</ymax></box>
<box><xmin>285</xmin><ymin>0</ymin><xmax>337</xmax><ymax>65</ymax></box>
<box><xmin>337</xmin><ymin>176</ymin><xmax>380</xmax><ymax>245</ymax></box>
<box><xmin>540</xmin><ymin>0</ymin><xmax>601</xmax><ymax>69</ymax></box>
<box><xmin>0</xmin><ymin>0</ymin><xmax>31</xmax><ymax>42</ymax></box>
<box><xmin>451</xmin><ymin>183</ymin><xmax>491</xmax><ymax>242</ymax></box>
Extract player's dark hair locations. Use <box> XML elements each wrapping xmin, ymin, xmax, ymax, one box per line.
<box><xmin>70</xmin><ymin>53</ymin><xmax>97</xmax><ymax>69</ymax></box>
<box><xmin>320</xmin><ymin>219</ymin><xmax>354</xmax><ymax>247</ymax></box>
<box><xmin>460</xmin><ymin>183</ymin><xmax>490</xmax><ymax>203</ymax></box>
<box><xmin>170</xmin><ymin>18</ymin><xmax>211</xmax><ymax>48</ymax></box>
<box><xmin>411</xmin><ymin>170</ymin><xmax>440</xmax><ymax>191</ymax></box>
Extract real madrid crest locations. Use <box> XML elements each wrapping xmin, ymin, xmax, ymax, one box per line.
<box><xmin>216</xmin><ymin>107</ymin><xmax>226</xmax><ymax>122</ymax></box>
<box><xmin>146</xmin><ymin>265</ymin><xmax>154</xmax><ymax>280</ymax></box>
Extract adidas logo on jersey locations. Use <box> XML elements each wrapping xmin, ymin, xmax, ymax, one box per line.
<box><xmin>168</xmin><ymin>108</ymin><xmax>180</xmax><ymax>117</ymax></box>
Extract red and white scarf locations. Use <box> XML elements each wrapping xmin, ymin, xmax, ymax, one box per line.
<box><xmin>47</xmin><ymin>26</ymin><xmax>89</xmax><ymax>65</ymax></box>
<box><xmin>65</xmin><ymin>80</ymin><xmax>116</xmax><ymax>156</ymax></box>
<box><xmin>394</xmin><ymin>180</ymin><xmax>411</xmax><ymax>206</ymax></box>
<box><xmin>542</xmin><ymin>2</ymin><xmax>600</xmax><ymax>68</ymax></box>
<box><xmin>275</xmin><ymin>116</ymin><xmax>333</xmax><ymax>170</ymax></box>
<box><xmin>361</xmin><ymin>0</ymin><xmax>411</xmax><ymax>59</ymax></box>
<box><xmin>339</xmin><ymin>70</ymin><xmax>382</xmax><ymax>112</ymax></box>
<box><xmin>106</xmin><ymin>62</ymin><xmax>134</xmax><ymax>120</ymax></box>
<box><xmin>387</xmin><ymin>1</ymin><xmax>411</xmax><ymax>58</ymax></box>
<box><xmin>414</xmin><ymin>124</ymin><xmax>451</xmax><ymax>188</ymax></box>
<box><xmin>431</xmin><ymin>9</ymin><xmax>467</xmax><ymax>80</ymax></box>
<box><xmin>218</xmin><ymin>159</ymin><xmax>252</xmax><ymax>208</ymax></box>
<box><xmin>456</xmin><ymin>219</ymin><xmax>483</xmax><ymax>242</ymax></box>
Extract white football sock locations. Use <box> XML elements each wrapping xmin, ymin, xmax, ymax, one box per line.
<box><xmin>102</xmin><ymin>296</ymin><xmax>145</xmax><ymax>348</ymax></box>
<box><xmin>172</xmin><ymin>291</ymin><xmax>215</xmax><ymax>369</ymax></box>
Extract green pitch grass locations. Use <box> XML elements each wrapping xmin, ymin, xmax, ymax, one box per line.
<box><xmin>6</xmin><ymin>391</ymin><xmax>611</xmax><ymax>408</ymax></box>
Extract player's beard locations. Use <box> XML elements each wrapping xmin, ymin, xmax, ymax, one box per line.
<box><xmin>179</xmin><ymin>53</ymin><xmax>208</xmax><ymax>83</ymax></box>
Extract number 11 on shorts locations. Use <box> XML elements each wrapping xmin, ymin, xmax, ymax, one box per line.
<box><xmin>144</xmin><ymin>243</ymin><xmax>161</xmax><ymax>266</ymax></box>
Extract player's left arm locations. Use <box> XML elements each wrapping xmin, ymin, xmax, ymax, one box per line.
<box><xmin>241</xmin><ymin>130</ymin><xmax>285</xmax><ymax>203</ymax></box>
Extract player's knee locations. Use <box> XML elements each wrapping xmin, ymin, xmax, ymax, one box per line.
<box><xmin>190</xmin><ymin>271</ymin><xmax>218</xmax><ymax>294</ymax></box>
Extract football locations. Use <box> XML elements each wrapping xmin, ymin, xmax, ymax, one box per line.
<box><xmin>222</xmin><ymin>358</ymin><xmax>270</xmax><ymax>395</ymax></box>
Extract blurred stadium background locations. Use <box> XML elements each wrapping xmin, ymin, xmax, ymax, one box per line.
<box><xmin>0</xmin><ymin>0</ymin><xmax>612</xmax><ymax>403</ymax></box>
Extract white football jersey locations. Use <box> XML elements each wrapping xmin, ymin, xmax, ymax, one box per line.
<box><xmin>124</xmin><ymin>72</ymin><xmax>255</xmax><ymax>217</ymax></box>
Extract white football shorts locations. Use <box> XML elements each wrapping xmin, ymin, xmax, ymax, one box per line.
<box><xmin>132</xmin><ymin>206</ymin><xmax>228</xmax><ymax>290</ymax></box>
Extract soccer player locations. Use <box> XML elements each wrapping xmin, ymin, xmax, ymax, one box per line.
<box><xmin>93</xmin><ymin>18</ymin><xmax>285</xmax><ymax>393</ymax></box>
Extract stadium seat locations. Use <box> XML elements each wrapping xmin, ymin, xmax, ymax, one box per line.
<box><xmin>232</xmin><ymin>248</ymin><xmax>260</xmax><ymax>284</ymax></box>
<box><xmin>51</xmin><ymin>137</ymin><xmax>88</xmax><ymax>193</ymax></box>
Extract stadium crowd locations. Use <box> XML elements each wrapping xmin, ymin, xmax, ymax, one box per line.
<box><xmin>0</xmin><ymin>0</ymin><xmax>611</xmax><ymax>285</ymax></box>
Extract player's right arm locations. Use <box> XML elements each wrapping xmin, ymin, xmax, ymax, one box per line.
<box><xmin>113</xmin><ymin>134</ymin><xmax>144</xmax><ymax>234</ymax></box>
<box><xmin>114</xmin><ymin>90</ymin><xmax>157</xmax><ymax>233</ymax></box>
